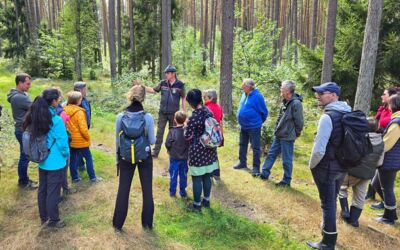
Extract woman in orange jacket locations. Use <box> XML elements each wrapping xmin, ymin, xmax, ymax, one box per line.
<box><xmin>64</xmin><ymin>91</ymin><xmax>100</xmax><ymax>183</ymax></box>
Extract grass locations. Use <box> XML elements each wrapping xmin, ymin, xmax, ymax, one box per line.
<box><xmin>1</xmin><ymin>60</ymin><xmax>400</xmax><ymax>249</ymax></box>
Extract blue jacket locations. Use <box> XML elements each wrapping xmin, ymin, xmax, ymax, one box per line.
<box><xmin>81</xmin><ymin>98</ymin><xmax>91</xmax><ymax>129</ymax></box>
<box><xmin>237</xmin><ymin>89</ymin><xmax>268</xmax><ymax>129</ymax></box>
<box><xmin>39</xmin><ymin>107</ymin><xmax>70</xmax><ymax>171</ymax></box>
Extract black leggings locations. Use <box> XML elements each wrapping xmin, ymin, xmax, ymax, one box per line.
<box><xmin>112</xmin><ymin>157</ymin><xmax>154</xmax><ymax>229</ymax></box>
<box><xmin>378</xmin><ymin>169</ymin><xmax>398</xmax><ymax>208</ymax></box>
<box><xmin>371</xmin><ymin>170</ymin><xmax>384</xmax><ymax>201</ymax></box>
<box><xmin>192</xmin><ymin>173</ymin><xmax>212</xmax><ymax>205</ymax></box>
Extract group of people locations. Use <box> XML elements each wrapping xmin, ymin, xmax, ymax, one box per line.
<box><xmin>7</xmin><ymin>74</ymin><xmax>100</xmax><ymax>228</ymax></box>
<box><xmin>3</xmin><ymin>66</ymin><xmax>400</xmax><ymax>250</ymax></box>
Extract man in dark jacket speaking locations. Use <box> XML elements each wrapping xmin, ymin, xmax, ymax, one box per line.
<box><xmin>260</xmin><ymin>80</ymin><xmax>304</xmax><ymax>187</ymax></box>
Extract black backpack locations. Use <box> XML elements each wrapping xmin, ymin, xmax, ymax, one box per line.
<box><xmin>118</xmin><ymin>112</ymin><xmax>150</xmax><ymax>164</ymax></box>
<box><xmin>329</xmin><ymin>110</ymin><xmax>372</xmax><ymax>169</ymax></box>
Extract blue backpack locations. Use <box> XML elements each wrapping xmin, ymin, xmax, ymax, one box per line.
<box><xmin>118</xmin><ymin>112</ymin><xmax>150</xmax><ymax>164</ymax></box>
<box><xmin>22</xmin><ymin>129</ymin><xmax>56</xmax><ymax>163</ymax></box>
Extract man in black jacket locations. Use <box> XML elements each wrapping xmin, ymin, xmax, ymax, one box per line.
<box><xmin>144</xmin><ymin>65</ymin><xmax>186</xmax><ymax>158</ymax></box>
<box><xmin>260</xmin><ymin>80</ymin><xmax>304</xmax><ymax>187</ymax></box>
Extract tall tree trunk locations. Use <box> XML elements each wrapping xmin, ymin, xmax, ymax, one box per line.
<box><xmin>293</xmin><ymin>0</ymin><xmax>298</xmax><ymax>63</ymax></box>
<box><xmin>92</xmin><ymin>0</ymin><xmax>103</xmax><ymax>65</ymax></box>
<box><xmin>108</xmin><ymin>0</ymin><xmax>117</xmax><ymax>81</ymax></box>
<box><xmin>161</xmin><ymin>0</ymin><xmax>172</xmax><ymax>72</ymax></box>
<box><xmin>220</xmin><ymin>0</ymin><xmax>234</xmax><ymax>116</ymax></box>
<box><xmin>13</xmin><ymin>0</ymin><xmax>20</xmax><ymax>59</ymax></box>
<box><xmin>117</xmin><ymin>0</ymin><xmax>122</xmax><ymax>75</ymax></box>
<box><xmin>35</xmin><ymin>0</ymin><xmax>41</xmax><ymax>25</ymax></box>
<box><xmin>209</xmin><ymin>0</ymin><xmax>216</xmax><ymax>69</ymax></box>
<box><xmin>201</xmin><ymin>0</ymin><xmax>209</xmax><ymax>75</ymax></box>
<box><xmin>272</xmin><ymin>0</ymin><xmax>280</xmax><ymax>65</ymax></box>
<box><xmin>48</xmin><ymin>0</ymin><xmax>52</xmax><ymax>29</ymax></box>
<box><xmin>310</xmin><ymin>0</ymin><xmax>318</xmax><ymax>49</ymax></box>
<box><xmin>128</xmin><ymin>0</ymin><xmax>136</xmax><ymax>71</ymax></box>
<box><xmin>321</xmin><ymin>0</ymin><xmax>337</xmax><ymax>83</ymax></box>
<box><xmin>354</xmin><ymin>0</ymin><xmax>384</xmax><ymax>114</ymax></box>
<box><xmin>75</xmin><ymin>0</ymin><xmax>82</xmax><ymax>81</ymax></box>
<box><xmin>193</xmin><ymin>0</ymin><xmax>197</xmax><ymax>48</ymax></box>
<box><xmin>52</xmin><ymin>0</ymin><xmax>56</xmax><ymax>28</ymax></box>
<box><xmin>102</xmin><ymin>0</ymin><xmax>108</xmax><ymax>57</ymax></box>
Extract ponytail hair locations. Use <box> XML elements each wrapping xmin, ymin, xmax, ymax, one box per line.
<box><xmin>23</xmin><ymin>89</ymin><xmax>59</xmax><ymax>138</ymax></box>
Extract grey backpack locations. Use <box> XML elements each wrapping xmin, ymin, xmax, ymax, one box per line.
<box><xmin>119</xmin><ymin>112</ymin><xmax>150</xmax><ymax>163</ymax></box>
<box><xmin>22</xmin><ymin>129</ymin><xmax>56</xmax><ymax>163</ymax></box>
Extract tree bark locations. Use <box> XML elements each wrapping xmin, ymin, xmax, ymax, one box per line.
<box><xmin>193</xmin><ymin>0</ymin><xmax>197</xmax><ymax>48</ymax></box>
<box><xmin>128</xmin><ymin>0</ymin><xmax>136</xmax><ymax>71</ymax></box>
<box><xmin>354</xmin><ymin>0</ymin><xmax>384</xmax><ymax>114</ymax></box>
<box><xmin>92</xmin><ymin>0</ymin><xmax>102</xmax><ymax>65</ymax></box>
<box><xmin>209</xmin><ymin>0</ymin><xmax>217</xmax><ymax>69</ymax></box>
<box><xmin>293</xmin><ymin>0</ymin><xmax>298</xmax><ymax>63</ymax></box>
<box><xmin>161</xmin><ymin>0</ymin><xmax>172</xmax><ymax>73</ymax></box>
<box><xmin>102</xmin><ymin>0</ymin><xmax>108</xmax><ymax>57</ymax></box>
<box><xmin>220</xmin><ymin>0</ymin><xmax>234</xmax><ymax>116</ymax></box>
<box><xmin>108</xmin><ymin>0</ymin><xmax>117</xmax><ymax>81</ymax></box>
<box><xmin>310</xmin><ymin>0</ymin><xmax>318</xmax><ymax>49</ymax></box>
<box><xmin>321</xmin><ymin>0</ymin><xmax>337</xmax><ymax>83</ymax></box>
<box><xmin>117</xmin><ymin>0</ymin><xmax>122</xmax><ymax>75</ymax></box>
<box><xmin>75</xmin><ymin>0</ymin><xmax>83</xmax><ymax>81</ymax></box>
<box><xmin>13</xmin><ymin>0</ymin><xmax>20</xmax><ymax>58</ymax></box>
<box><xmin>272</xmin><ymin>0</ymin><xmax>280</xmax><ymax>65</ymax></box>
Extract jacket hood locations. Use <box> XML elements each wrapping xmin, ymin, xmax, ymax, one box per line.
<box><xmin>7</xmin><ymin>89</ymin><xmax>22</xmax><ymax>102</ymax></box>
<box><xmin>285</xmin><ymin>93</ymin><xmax>303</xmax><ymax>103</ymax></box>
<box><xmin>391</xmin><ymin>111</ymin><xmax>400</xmax><ymax>119</ymax></box>
<box><xmin>64</xmin><ymin>104</ymin><xmax>85</xmax><ymax>117</ymax></box>
<box><xmin>324</xmin><ymin>101</ymin><xmax>352</xmax><ymax>113</ymax></box>
<box><xmin>369</xmin><ymin>132</ymin><xmax>383</xmax><ymax>146</ymax></box>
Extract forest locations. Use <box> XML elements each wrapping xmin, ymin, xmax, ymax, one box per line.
<box><xmin>0</xmin><ymin>0</ymin><xmax>400</xmax><ymax>249</ymax></box>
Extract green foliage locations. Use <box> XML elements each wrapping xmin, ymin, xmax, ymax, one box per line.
<box><xmin>0</xmin><ymin>0</ymin><xmax>28</xmax><ymax>58</ymax></box>
<box><xmin>299</xmin><ymin>0</ymin><xmax>400</xmax><ymax>109</ymax></box>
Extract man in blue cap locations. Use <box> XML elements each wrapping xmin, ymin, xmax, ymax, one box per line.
<box><xmin>145</xmin><ymin>65</ymin><xmax>186</xmax><ymax>157</ymax></box>
<box><xmin>306</xmin><ymin>82</ymin><xmax>351</xmax><ymax>249</ymax></box>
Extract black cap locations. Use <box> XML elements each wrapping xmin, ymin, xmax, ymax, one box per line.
<box><xmin>164</xmin><ymin>65</ymin><xmax>177</xmax><ymax>73</ymax></box>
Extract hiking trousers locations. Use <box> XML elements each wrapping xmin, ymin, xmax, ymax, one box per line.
<box><xmin>38</xmin><ymin>168</ymin><xmax>64</xmax><ymax>223</ymax></box>
<box><xmin>113</xmin><ymin>157</ymin><xmax>154</xmax><ymax>229</ymax></box>
<box><xmin>153</xmin><ymin>112</ymin><xmax>174</xmax><ymax>156</ymax></box>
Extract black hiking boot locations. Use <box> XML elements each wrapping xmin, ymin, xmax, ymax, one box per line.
<box><xmin>306</xmin><ymin>232</ymin><xmax>337</xmax><ymax>249</ymax></box>
<box><xmin>345</xmin><ymin>206</ymin><xmax>362</xmax><ymax>228</ymax></box>
<box><xmin>375</xmin><ymin>208</ymin><xmax>397</xmax><ymax>225</ymax></box>
<box><xmin>339</xmin><ymin>198</ymin><xmax>350</xmax><ymax>219</ymax></box>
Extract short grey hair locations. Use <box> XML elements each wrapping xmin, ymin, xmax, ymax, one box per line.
<box><xmin>73</xmin><ymin>81</ymin><xmax>87</xmax><ymax>91</ymax></box>
<box><xmin>281</xmin><ymin>80</ymin><xmax>296</xmax><ymax>94</ymax></box>
<box><xmin>243</xmin><ymin>78</ymin><xmax>255</xmax><ymax>89</ymax></box>
<box><xmin>204</xmin><ymin>89</ymin><xmax>218</xmax><ymax>103</ymax></box>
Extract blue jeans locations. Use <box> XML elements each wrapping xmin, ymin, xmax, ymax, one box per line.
<box><xmin>15</xmin><ymin>130</ymin><xmax>30</xmax><ymax>185</ymax></box>
<box><xmin>169</xmin><ymin>158</ymin><xmax>188</xmax><ymax>196</ymax></box>
<box><xmin>312</xmin><ymin>167</ymin><xmax>346</xmax><ymax>233</ymax></box>
<box><xmin>239</xmin><ymin>127</ymin><xmax>261</xmax><ymax>173</ymax></box>
<box><xmin>261</xmin><ymin>138</ymin><xmax>294</xmax><ymax>184</ymax></box>
<box><xmin>70</xmin><ymin>148</ymin><xmax>96</xmax><ymax>181</ymax></box>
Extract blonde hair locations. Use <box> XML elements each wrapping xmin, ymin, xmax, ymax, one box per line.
<box><xmin>174</xmin><ymin>111</ymin><xmax>187</xmax><ymax>124</ymax></box>
<box><xmin>67</xmin><ymin>91</ymin><xmax>82</xmax><ymax>105</ymax></box>
<box><xmin>126</xmin><ymin>84</ymin><xmax>146</xmax><ymax>103</ymax></box>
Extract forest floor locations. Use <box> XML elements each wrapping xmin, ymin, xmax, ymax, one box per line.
<box><xmin>1</xmin><ymin>64</ymin><xmax>399</xmax><ymax>250</ymax></box>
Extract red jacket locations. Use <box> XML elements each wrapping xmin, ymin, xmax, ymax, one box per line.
<box><xmin>205</xmin><ymin>101</ymin><xmax>223</xmax><ymax>124</ymax></box>
<box><xmin>376</xmin><ymin>106</ymin><xmax>392</xmax><ymax>129</ymax></box>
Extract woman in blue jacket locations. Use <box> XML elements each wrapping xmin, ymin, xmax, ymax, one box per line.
<box><xmin>23</xmin><ymin>89</ymin><xmax>70</xmax><ymax>228</ymax></box>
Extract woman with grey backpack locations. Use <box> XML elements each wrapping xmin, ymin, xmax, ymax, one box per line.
<box><xmin>112</xmin><ymin>84</ymin><xmax>156</xmax><ymax>231</ymax></box>
<box><xmin>23</xmin><ymin>88</ymin><xmax>70</xmax><ymax>228</ymax></box>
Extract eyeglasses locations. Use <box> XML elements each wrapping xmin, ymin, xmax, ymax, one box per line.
<box><xmin>315</xmin><ymin>91</ymin><xmax>332</xmax><ymax>96</ymax></box>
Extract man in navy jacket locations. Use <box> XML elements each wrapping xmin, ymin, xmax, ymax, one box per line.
<box><xmin>233</xmin><ymin>78</ymin><xmax>268</xmax><ymax>176</ymax></box>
